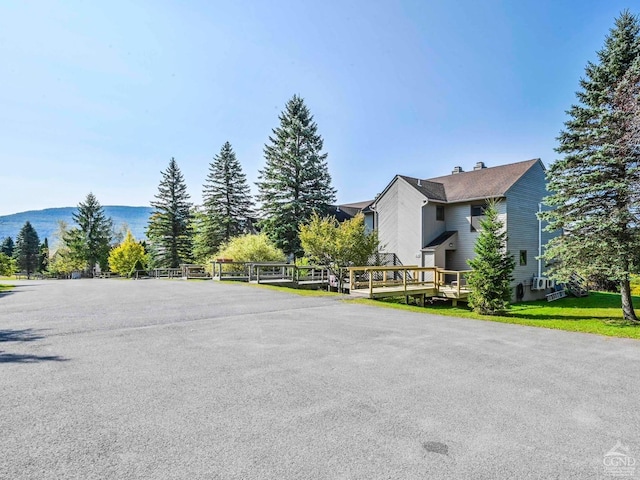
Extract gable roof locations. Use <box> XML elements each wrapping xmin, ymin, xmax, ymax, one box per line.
<box><xmin>425</xmin><ymin>159</ymin><xmax>541</xmax><ymax>203</ymax></box>
<box><xmin>373</xmin><ymin>159</ymin><xmax>543</xmax><ymax>207</ymax></box>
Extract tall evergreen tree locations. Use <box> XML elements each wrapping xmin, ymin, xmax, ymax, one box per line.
<box><xmin>195</xmin><ymin>141</ymin><xmax>253</xmax><ymax>261</ymax></box>
<box><xmin>1</xmin><ymin>236</ymin><xmax>14</xmax><ymax>257</ymax></box>
<box><xmin>65</xmin><ymin>193</ymin><xmax>114</xmax><ymax>274</ymax></box>
<box><xmin>541</xmin><ymin>11</ymin><xmax>640</xmax><ymax>322</ymax></box>
<box><xmin>256</xmin><ymin>95</ymin><xmax>336</xmax><ymax>258</ymax></box>
<box><xmin>38</xmin><ymin>238</ymin><xmax>49</xmax><ymax>273</ymax></box>
<box><xmin>13</xmin><ymin>221</ymin><xmax>40</xmax><ymax>277</ymax></box>
<box><xmin>466</xmin><ymin>201</ymin><xmax>515</xmax><ymax>315</ymax></box>
<box><xmin>147</xmin><ymin>158</ymin><xmax>194</xmax><ymax>268</ymax></box>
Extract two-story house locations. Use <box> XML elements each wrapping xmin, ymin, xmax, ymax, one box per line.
<box><xmin>371</xmin><ymin>158</ymin><xmax>554</xmax><ymax>301</ymax></box>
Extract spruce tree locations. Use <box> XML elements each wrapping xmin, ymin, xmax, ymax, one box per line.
<box><xmin>13</xmin><ymin>221</ymin><xmax>40</xmax><ymax>277</ymax></box>
<box><xmin>541</xmin><ymin>11</ymin><xmax>640</xmax><ymax>322</ymax></box>
<box><xmin>66</xmin><ymin>193</ymin><xmax>114</xmax><ymax>274</ymax></box>
<box><xmin>466</xmin><ymin>201</ymin><xmax>515</xmax><ymax>315</ymax></box>
<box><xmin>256</xmin><ymin>95</ymin><xmax>336</xmax><ymax>258</ymax></box>
<box><xmin>147</xmin><ymin>158</ymin><xmax>194</xmax><ymax>268</ymax></box>
<box><xmin>38</xmin><ymin>238</ymin><xmax>49</xmax><ymax>273</ymax></box>
<box><xmin>1</xmin><ymin>236</ymin><xmax>14</xmax><ymax>257</ymax></box>
<box><xmin>195</xmin><ymin>141</ymin><xmax>253</xmax><ymax>261</ymax></box>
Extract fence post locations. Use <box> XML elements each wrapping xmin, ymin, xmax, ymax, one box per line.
<box><xmin>403</xmin><ymin>268</ymin><xmax>407</xmax><ymax>294</ymax></box>
<box><xmin>369</xmin><ymin>268</ymin><xmax>373</xmax><ymax>298</ymax></box>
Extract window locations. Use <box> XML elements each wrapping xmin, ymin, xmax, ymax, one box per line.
<box><xmin>436</xmin><ymin>205</ymin><xmax>444</xmax><ymax>221</ymax></box>
<box><xmin>471</xmin><ymin>204</ymin><xmax>486</xmax><ymax>217</ymax></box>
<box><xmin>520</xmin><ymin>250</ymin><xmax>527</xmax><ymax>266</ymax></box>
<box><xmin>470</xmin><ymin>204</ymin><xmax>486</xmax><ymax>232</ymax></box>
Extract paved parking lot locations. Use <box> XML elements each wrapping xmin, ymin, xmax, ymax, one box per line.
<box><xmin>1</xmin><ymin>279</ymin><xmax>639</xmax><ymax>479</ymax></box>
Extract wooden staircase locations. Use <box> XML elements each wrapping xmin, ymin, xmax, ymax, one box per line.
<box><xmin>566</xmin><ymin>272</ymin><xmax>589</xmax><ymax>297</ymax></box>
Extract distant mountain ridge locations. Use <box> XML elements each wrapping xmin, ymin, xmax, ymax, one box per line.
<box><xmin>0</xmin><ymin>206</ymin><xmax>153</xmax><ymax>244</ymax></box>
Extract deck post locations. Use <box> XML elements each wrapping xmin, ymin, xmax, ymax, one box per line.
<box><xmin>403</xmin><ymin>268</ymin><xmax>407</xmax><ymax>296</ymax></box>
<box><xmin>369</xmin><ymin>268</ymin><xmax>373</xmax><ymax>298</ymax></box>
<box><xmin>457</xmin><ymin>271</ymin><xmax>461</xmax><ymax>297</ymax></box>
<box><xmin>256</xmin><ymin>265</ymin><xmax>260</xmax><ymax>283</ymax></box>
<box><xmin>349</xmin><ymin>269</ymin><xmax>354</xmax><ymax>291</ymax></box>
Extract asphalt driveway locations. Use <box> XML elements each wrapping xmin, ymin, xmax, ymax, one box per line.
<box><xmin>1</xmin><ymin>279</ymin><xmax>638</xmax><ymax>479</ymax></box>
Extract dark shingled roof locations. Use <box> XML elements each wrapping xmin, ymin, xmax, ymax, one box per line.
<box><xmin>328</xmin><ymin>200</ymin><xmax>375</xmax><ymax>221</ymax></box>
<box><xmin>424</xmin><ymin>231</ymin><xmax>457</xmax><ymax>249</ymax></box>
<box><xmin>337</xmin><ymin>200</ymin><xmax>375</xmax><ymax>217</ymax></box>
<box><xmin>425</xmin><ymin>159</ymin><xmax>540</xmax><ymax>202</ymax></box>
<box><xmin>398</xmin><ymin>176</ymin><xmax>447</xmax><ymax>202</ymax></box>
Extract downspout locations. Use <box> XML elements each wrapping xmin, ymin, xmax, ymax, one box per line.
<box><xmin>538</xmin><ymin>203</ymin><xmax>542</xmax><ymax>278</ymax></box>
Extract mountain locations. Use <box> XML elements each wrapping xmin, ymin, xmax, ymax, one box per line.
<box><xmin>0</xmin><ymin>206</ymin><xmax>153</xmax><ymax>244</ymax></box>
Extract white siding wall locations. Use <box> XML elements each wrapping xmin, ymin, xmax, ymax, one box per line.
<box><xmin>444</xmin><ymin>201</ymin><xmax>507</xmax><ymax>271</ymax></box>
<box><xmin>375</xmin><ymin>177</ymin><xmax>425</xmax><ymax>266</ymax></box>
<box><xmin>505</xmin><ymin>161</ymin><xmax>554</xmax><ymax>301</ymax></box>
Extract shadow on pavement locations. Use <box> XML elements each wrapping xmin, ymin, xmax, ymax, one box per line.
<box><xmin>0</xmin><ymin>351</ymin><xmax>68</xmax><ymax>363</ymax></box>
<box><xmin>0</xmin><ymin>329</ymin><xmax>67</xmax><ymax>364</ymax></box>
<box><xmin>0</xmin><ymin>329</ymin><xmax>47</xmax><ymax>342</ymax></box>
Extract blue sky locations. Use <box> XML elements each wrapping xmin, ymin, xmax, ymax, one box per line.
<box><xmin>0</xmin><ymin>0</ymin><xmax>634</xmax><ymax>215</ymax></box>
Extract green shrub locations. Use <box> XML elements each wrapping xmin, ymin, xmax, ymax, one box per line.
<box><xmin>215</xmin><ymin>233</ymin><xmax>285</xmax><ymax>264</ymax></box>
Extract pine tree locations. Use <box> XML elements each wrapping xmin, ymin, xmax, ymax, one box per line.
<box><xmin>13</xmin><ymin>221</ymin><xmax>40</xmax><ymax>277</ymax></box>
<box><xmin>1</xmin><ymin>236</ymin><xmax>14</xmax><ymax>257</ymax></box>
<box><xmin>541</xmin><ymin>11</ymin><xmax>640</xmax><ymax>322</ymax></box>
<box><xmin>147</xmin><ymin>158</ymin><xmax>194</xmax><ymax>268</ymax></box>
<box><xmin>256</xmin><ymin>95</ymin><xmax>336</xmax><ymax>258</ymax></box>
<box><xmin>466</xmin><ymin>201</ymin><xmax>515</xmax><ymax>315</ymax></box>
<box><xmin>65</xmin><ymin>193</ymin><xmax>114</xmax><ymax>274</ymax></box>
<box><xmin>195</xmin><ymin>141</ymin><xmax>253</xmax><ymax>261</ymax></box>
<box><xmin>38</xmin><ymin>238</ymin><xmax>49</xmax><ymax>273</ymax></box>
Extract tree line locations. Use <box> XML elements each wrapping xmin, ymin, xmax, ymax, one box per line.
<box><xmin>145</xmin><ymin>94</ymin><xmax>338</xmax><ymax>269</ymax></box>
<box><xmin>1</xmin><ymin>94</ymin><xmax>376</xmax><ymax>278</ymax></box>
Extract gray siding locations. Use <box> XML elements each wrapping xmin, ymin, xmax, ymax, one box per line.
<box><xmin>375</xmin><ymin>177</ymin><xmax>425</xmax><ymax>266</ymax></box>
<box><xmin>421</xmin><ymin>203</ymin><xmax>446</xmax><ymax>247</ymax></box>
<box><xmin>374</xmin><ymin>162</ymin><xmax>552</xmax><ymax>302</ymax></box>
<box><xmin>505</xmin><ymin>161</ymin><xmax>554</xmax><ymax>301</ymax></box>
<box><xmin>444</xmin><ymin>201</ymin><xmax>507</xmax><ymax>271</ymax></box>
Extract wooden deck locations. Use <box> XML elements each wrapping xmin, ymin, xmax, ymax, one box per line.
<box><xmin>346</xmin><ymin>266</ymin><xmax>472</xmax><ymax>305</ymax></box>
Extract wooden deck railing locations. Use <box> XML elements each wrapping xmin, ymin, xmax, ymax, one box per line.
<box><xmin>211</xmin><ymin>262</ymin><xmax>329</xmax><ymax>284</ymax></box>
<box><xmin>435</xmin><ymin>269</ymin><xmax>472</xmax><ymax>297</ymax></box>
<box><xmin>347</xmin><ymin>265</ymin><xmax>472</xmax><ymax>299</ymax></box>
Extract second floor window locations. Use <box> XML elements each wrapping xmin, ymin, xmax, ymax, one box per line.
<box><xmin>470</xmin><ymin>204</ymin><xmax>486</xmax><ymax>232</ymax></box>
<box><xmin>436</xmin><ymin>205</ymin><xmax>445</xmax><ymax>221</ymax></box>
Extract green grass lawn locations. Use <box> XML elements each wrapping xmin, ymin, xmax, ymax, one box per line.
<box><xmin>0</xmin><ymin>284</ymin><xmax>14</xmax><ymax>293</ymax></box>
<box><xmin>348</xmin><ymin>292</ymin><xmax>640</xmax><ymax>339</ymax></box>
